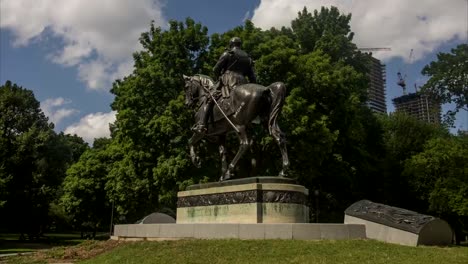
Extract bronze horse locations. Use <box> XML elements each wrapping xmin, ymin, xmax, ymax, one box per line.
<box><xmin>183</xmin><ymin>74</ymin><xmax>289</xmax><ymax>181</ymax></box>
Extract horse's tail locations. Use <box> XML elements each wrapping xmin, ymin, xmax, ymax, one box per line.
<box><xmin>267</xmin><ymin>82</ymin><xmax>286</xmax><ymax>138</ymax></box>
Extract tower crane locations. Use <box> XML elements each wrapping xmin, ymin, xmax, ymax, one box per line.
<box><xmin>397</xmin><ymin>49</ymin><xmax>414</xmax><ymax>95</ymax></box>
<box><xmin>358</xmin><ymin>47</ymin><xmax>391</xmax><ymax>52</ymax></box>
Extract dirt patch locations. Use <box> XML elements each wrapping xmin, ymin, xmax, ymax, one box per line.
<box><xmin>4</xmin><ymin>240</ymin><xmax>123</xmax><ymax>263</ymax></box>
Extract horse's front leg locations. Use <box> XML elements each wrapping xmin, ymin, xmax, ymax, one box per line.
<box><xmin>188</xmin><ymin>132</ymin><xmax>204</xmax><ymax>168</ymax></box>
<box><xmin>221</xmin><ymin>126</ymin><xmax>249</xmax><ymax>181</ymax></box>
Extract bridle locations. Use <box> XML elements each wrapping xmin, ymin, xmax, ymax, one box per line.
<box><xmin>184</xmin><ymin>75</ymin><xmax>214</xmax><ymax>108</ymax></box>
<box><xmin>185</xmin><ymin>78</ymin><xmax>201</xmax><ymax>107</ymax></box>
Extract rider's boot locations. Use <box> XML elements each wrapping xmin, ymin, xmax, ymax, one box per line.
<box><xmin>192</xmin><ymin>123</ymin><xmax>207</xmax><ymax>134</ymax></box>
<box><xmin>192</xmin><ymin>106</ymin><xmax>209</xmax><ymax>135</ymax></box>
<box><xmin>192</xmin><ymin>99</ymin><xmax>214</xmax><ymax>135</ymax></box>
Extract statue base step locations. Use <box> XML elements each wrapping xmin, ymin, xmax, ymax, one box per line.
<box><xmin>112</xmin><ymin>223</ymin><xmax>366</xmax><ymax>240</ymax></box>
<box><xmin>177</xmin><ymin>176</ymin><xmax>309</xmax><ymax>223</ymax></box>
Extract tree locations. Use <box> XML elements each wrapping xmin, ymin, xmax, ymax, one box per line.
<box><xmin>377</xmin><ymin>112</ymin><xmax>448</xmax><ymax>209</ymax></box>
<box><xmin>404</xmin><ymin>135</ymin><xmax>468</xmax><ymax>243</ymax></box>
<box><xmin>107</xmin><ymin>18</ymin><xmax>210</xmax><ymax>220</ymax></box>
<box><xmin>61</xmin><ymin>138</ymin><xmax>113</xmax><ymax>236</ymax></box>
<box><xmin>0</xmin><ymin>81</ymin><xmax>64</xmax><ymax>237</ymax></box>
<box><xmin>421</xmin><ymin>44</ymin><xmax>468</xmax><ymax>125</ymax></box>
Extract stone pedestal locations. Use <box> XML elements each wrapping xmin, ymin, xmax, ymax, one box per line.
<box><xmin>176</xmin><ymin>177</ymin><xmax>309</xmax><ymax>223</ymax></box>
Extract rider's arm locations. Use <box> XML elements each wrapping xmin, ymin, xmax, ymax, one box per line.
<box><xmin>247</xmin><ymin>58</ymin><xmax>257</xmax><ymax>83</ymax></box>
<box><xmin>213</xmin><ymin>52</ymin><xmax>229</xmax><ymax>81</ymax></box>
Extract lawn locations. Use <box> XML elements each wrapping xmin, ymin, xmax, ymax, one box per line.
<box><xmin>3</xmin><ymin>239</ymin><xmax>468</xmax><ymax>264</ymax></box>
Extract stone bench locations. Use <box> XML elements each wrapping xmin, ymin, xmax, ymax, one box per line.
<box><xmin>344</xmin><ymin>200</ymin><xmax>452</xmax><ymax>246</ymax></box>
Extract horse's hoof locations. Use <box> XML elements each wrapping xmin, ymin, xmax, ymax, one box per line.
<box><xmin>279</xmin><ymin>170</ymin><xmax>288</xmax><ymax>178</ymax></box>
<box><xmin>219</xmin><ymin>174</ymin><xmax>229</xmax><ymax>181</ymax></box>
<box><xmin>220</xmin><ymin>171</ymin><xmax>233</xmax><ymax>181</ymax></box>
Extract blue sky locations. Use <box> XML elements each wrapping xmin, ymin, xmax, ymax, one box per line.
<box><xmin>1</xmin><ymin>0</ymin><xmax>467</xmax><ymax>143</ymax></box>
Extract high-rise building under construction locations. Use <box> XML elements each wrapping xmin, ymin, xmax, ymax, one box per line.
<box><xmin>367</xmin><ymin>57</ymin><xmax>387</xmax><ymax>114</ymax></box>
<box><xmin>392</xmin><ymin>93</ymin><xmax>441</xmax><ymax>124</ymax></box>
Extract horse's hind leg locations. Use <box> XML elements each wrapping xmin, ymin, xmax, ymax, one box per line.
<box><xmin>272</xmin><ymin>128</ymin><xmax>290</xmax><ymax>177</ymax></box>
<box><xmin>249</xmin><ymin>138</ymin><xmax>258</xmax><ymax>177</ymax></box>
<box><xmin>218</xmin><ymin>135</ymin><xmax>227</xmax><ymax>177</ymax></box>
<box><xmin>221</xmin><ymin>126</ymin><xmax>249</xmax><ymax>181</ymax></box>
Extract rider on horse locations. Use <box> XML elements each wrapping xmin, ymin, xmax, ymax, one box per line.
<box><xmin>192</xmin><ymin>37</ymin><xmax>257</xmax><ymax>135</ymax></box>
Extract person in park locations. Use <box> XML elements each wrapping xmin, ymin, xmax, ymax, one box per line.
<box><xmin>192</xmin><ymin>37</ymin><xmax>257</xmax><ymax>135</ymax></box>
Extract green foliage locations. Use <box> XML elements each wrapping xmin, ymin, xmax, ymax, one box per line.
<box><xmin>0</xmin><ymin>81</ymin><xmax>85</xmax><ymax>234</ymax></box>
<box><xmin>292</xmin><ymin>7</ymin><xmax>354</xmax><ymax>56</ymax></box>
<box><xmin>421</xmin><ymin>44</ymin><xmax>468</xmax><ymax>125</ymax></box>
<box><xmin>404</xmin><ymin>135</ymin><xmax>468</xmax><ymax>237</ymax></box>
<box><xmin>61</xmin><ymin>138</ymin><xmax>113</xmax><ymax>231</ymax></box>
<box><xmin>405</xmin><ymin>135</ymin><xmax>468</xmax><ymax>215</ymax></box>
<box><xmin>377</xmin><ymin>112</ymin><xmax>448</xmax><ymax>207</ymax></box>
<box><xmin>379</xmin><ymin>112</ymin><xmax>448</xmax><ymax>160</ymax></box>
<box><xmin>107</xmin><ymin>18</ymin><xmax>210</xmax><ymax>220</ymax></box>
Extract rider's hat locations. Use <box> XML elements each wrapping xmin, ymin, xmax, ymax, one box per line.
<box><xmin>229</xmin><ymin>37</ymin><xmax>242</xmax><ymax>48</ymax></box>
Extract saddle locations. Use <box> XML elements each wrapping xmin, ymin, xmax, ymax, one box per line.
<box><xmin>194</xmin><ymin>87</ymin><xmax>236</xmax><ymax>125</ymax></box>
<box><xmin>211</xmin><ymin>96</ymin><xmax>235</xmax><ymax>122</ymax></box>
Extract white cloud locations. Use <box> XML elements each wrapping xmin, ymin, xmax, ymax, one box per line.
<box><xmin>0</xmin><ymin>0</ymin><xmax>166</xmax><ymax>90</ymax></box>
<box><xmin>41</xmin><ymin>97</ymin><xmax>79</xmax><ymax>125</ymax></box>
<box><xmin>251</xmin><ymin>0</ymin><xmax>467</xmax><ymax>62</ymax></box>
<box><xmin>64</xmin><ymin>111</ymin><xmax>116</xmax><ymax>143</ymax></box>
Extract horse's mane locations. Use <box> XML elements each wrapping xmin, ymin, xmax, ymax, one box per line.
<box><xmin>193</xmin><ymin>74</ymin><xmax>214</xmax><ymax>90</ymax></box>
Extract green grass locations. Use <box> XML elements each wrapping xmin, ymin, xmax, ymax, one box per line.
<box><xmin>4</xmin><ymin>239</ymin><xmax>468</xmax><ymax>264</ymax></box>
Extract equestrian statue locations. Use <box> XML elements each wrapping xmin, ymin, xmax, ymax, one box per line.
<box><xmin>183</xmin><ymin>37</ymin><xmax>289</xmax><ymax>181</ymax></box>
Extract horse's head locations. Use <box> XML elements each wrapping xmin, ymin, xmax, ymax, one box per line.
<box><xmin>183</xmin><ymin>74</ymin><xmax>214</xmax><ymax>108</ymax></box>
<box><xmin>183</xmin><ymin>75</ymin><xmax>200</xmax><ymax>108</ymax></box>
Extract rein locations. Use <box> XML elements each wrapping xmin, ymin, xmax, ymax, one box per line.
<box><xmin>188</xmin><ymin>78</ymin><xmax>211</xmax><ymax>106</ymax></box>
<box><xmin>187</xmin><ymin>75</ymin><xmax>239</xmax><ymax>133</ymax></box>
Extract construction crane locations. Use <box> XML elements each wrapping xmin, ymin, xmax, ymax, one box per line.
<box><xmin>358</xmin><ymin>47</ymin><xmax>391</xmax><ymax>52</ymax></box>
<box><xmin>397</xmin><ymin>49</ymin><xmax>414</xmax><ymax>95</ymax></box>
<box><xmin>397</xmin><ymin>72</ymin><xmax>407</xmax><ymax>95</ymax></box>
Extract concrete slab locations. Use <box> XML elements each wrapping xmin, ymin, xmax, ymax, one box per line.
<box><xmin>320</xmin><ymin>224</ymin><xmax>349</xmax><ymax>240</ymax></box>
<box><xmin>158</xmin><ymin>224</ymin><xmax>194</xmax><ymax>238</ymax></box>
<box><xmin>347</xmin><ymin>224</ymin><xmax>366</xmax><ymax>239</ymax></box>
<box><xmin>127</xmin><ymin>225</ymin><xmax>137</xmax><ymax>237</ymax></box>
<box><xmin>292</xmin><ymin>224</ymin><xmax>321</xmax><ymax>240</ymax></box>
<box><xmin>264</xmin><ymin>224</ymin><xmax>292</xmax><ymax>239</ymax></box>
<box><xmin>194</xmin><ymin>224</ymin><xmax>239</xmax><ymax>239</ymax></box>
<box><xmin>114</xmin><ymin>225</ymin><xmax>128</xmax><ymax>237</ymax></box>
<box><xmin>113</xmin><ymin>223</ymin><xmax>366</xmax><ymax>241</ymax></box>
<box><xmin>346</xmin><ymin>215</ymin><xmax>419</xmax><ymax>246</ymax></box>
<box><xmin>142</xmin><ymin>224</ymin><xmax>160</xmax><ymax>237</ymax></box>
<box><xmin>239</xmin><ymin>224</ymin><xmax>266</xmax><ymax>239</ymax></box>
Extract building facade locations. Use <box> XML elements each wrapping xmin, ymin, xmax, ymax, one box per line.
<box><xmin>392</xmin><ymin>93</ymin><xmax>441</xmax><ymax>124</ymax></box>
<box><xmin>367</xmin><ymin>57</ymin><xmax>387</xmax><ymax>114</ymax></box>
